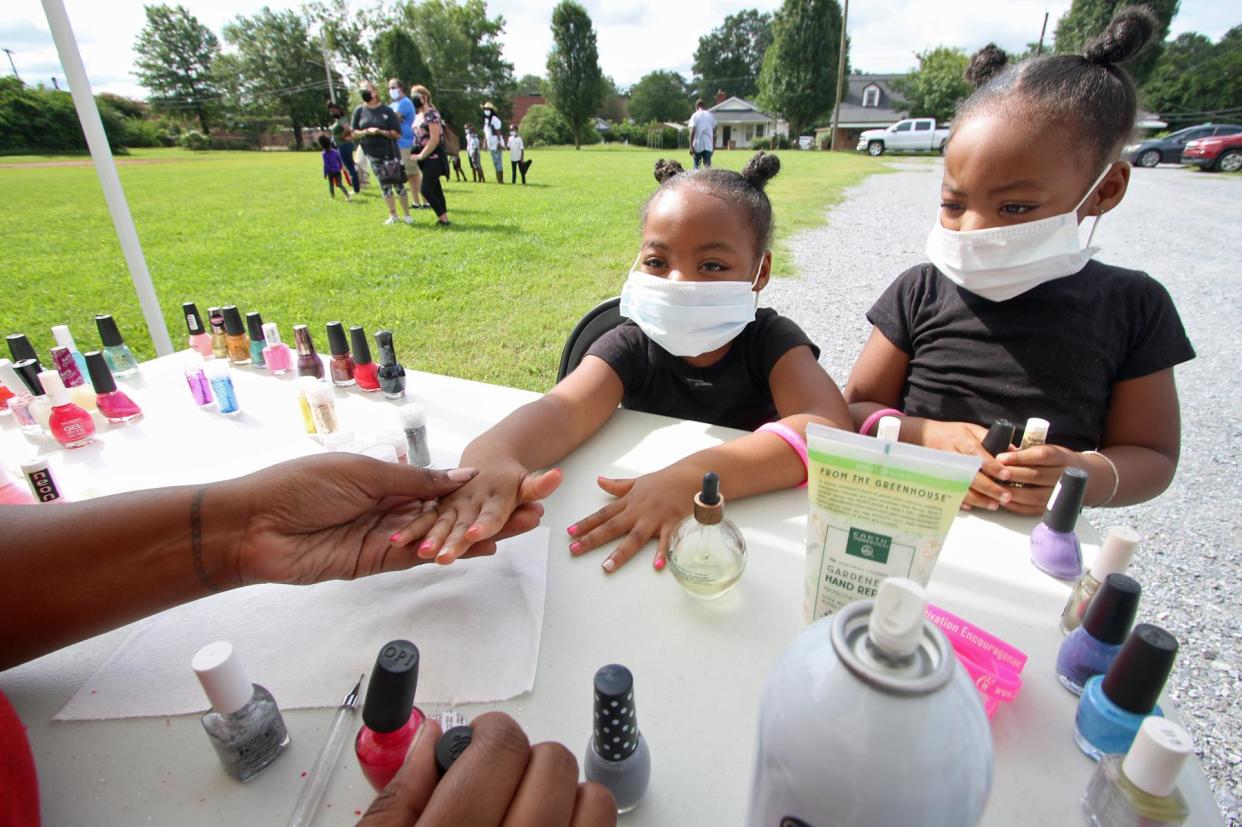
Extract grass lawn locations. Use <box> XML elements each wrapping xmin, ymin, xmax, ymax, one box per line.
<box><xmin>0</xmin><ymin>145</ymin><xmax>880</xmax><ymax>391</ymax></box>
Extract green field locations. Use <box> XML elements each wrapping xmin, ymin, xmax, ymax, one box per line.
<box><xmin>0</xmin><ymin>145</ymin><xmax>879</xmax><ymax>391</ymax></box>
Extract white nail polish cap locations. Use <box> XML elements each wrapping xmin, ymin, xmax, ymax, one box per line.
<box><xmin>1090</xmin><ymin>525</ymin><xmax>1140</xmax><ymax>581</ymax></box>
<box><xmin>192</xmin><ymin>641</ymin><xmax>254</xmax><ymax>715</ymax></box>
<box><xmin>1123</xmin><ymin>717</ymin><xmax>1193</xmax><ymax>797</ymax></box>
<box><xmin>399</xmin><ymin>403</ymin><xmax>426</xmax><ymax>429</ymax></box>
<box><xmin>876</xmin><ymin>416</ymin><xmax>901</xmax><ymax>443</ymax></box>
<box><xmin>262</xmin><ymin>323</ymin><xmax>283</xmax><ymax>346</ymax></box>
<box><xmin>1022</xmin><ymin>418</ymin><xmax>1050</xmax><ymax>445</ymax></box>
<box><xmin>868</xmin><ymin>577</ymin><xmax>927</xmax><ymax>659</ymax></box>
<box><xmin>51</xmin><ymin>325</ymin><xmax>76</xmax><ymax>349</ymax></box>
<box><xmin>0</xmin><ymin>359</ymin><xmax>22</xmax><ymax>394</ymax></box>
<box><xmin>38</xmin><ymin>370</ymin><xmax>70</xmax><ymax>407</ymax></box>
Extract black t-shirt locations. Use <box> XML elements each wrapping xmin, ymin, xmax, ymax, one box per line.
<box><xmin>585</xmin><ymin>308</ymin><xmax>819</xmax><ymax>431</ymax></box>
<box><xmin>351</xmin><ymin>104</ymin><xmax>400</xmax><ymax>159</ymax></box>
<box><xmin>867</xmin><ymin>260</ymin><xmax>1195</xmax><ymax>452</ymax></box>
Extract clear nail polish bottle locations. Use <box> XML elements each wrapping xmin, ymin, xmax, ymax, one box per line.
<box><xmin>95</xmin><ymin>315</ymin><xmax>139</xmax><ymax>377</ymax></box>
<box><xmin>1061</xmin><ymin>526</ymin><xmax>1140</xmax><ymax>635</ymax></box>
<box><xmin>667</xmin><ymin>471</ymin><xmax>746</xmax><ymax>599</ymax></box>
<box><xmin>0</xmin><ymin>359</ymin><xmax>42</xmax><ymax>434</ymax></box>
<box><xmin>1055</xmin><ymin>573</ymin><xmax>1140</xmax><ymax>695</ymax></box>
<box><xmin>584</xmin><ymin>664</ymin><xmax>651</xmax><ymax>814</ymax></box>
<box><xmin>1030</xmin><ymin>467</ymin><xmax>1090</xmax><ymax>580</ymax></box>
<box><xmin>192</xmin><ymin>641</ymin><xmax>290</xmax><ymax>782</ymax></box>
<box><xmin>1075</xmin><ymin>624</ymin><xmax>1178</xmax><ymax>761</ymax></box>
<box><xmin>1083</xmin><ymin>716</ymin><xmax>1192</xmax><ymax>826</ymax></box>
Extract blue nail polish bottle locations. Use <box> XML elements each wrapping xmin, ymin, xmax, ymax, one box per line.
<box><xmin>1056</xmin><ymin>573</ymin><xmax>1141</xmax><ymax>695</ymax></box>
<box><xmin>1030</xmin><ymin>467</ymin><xmax>1089</xmax><ymax>579</ymax></box>
<box><xmin>1075</xmin><ymin>624</ymin><xmax>1178</xmax><ymax>761</ymax></box>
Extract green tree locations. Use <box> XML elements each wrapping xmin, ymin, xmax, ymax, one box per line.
<box><xmin>628</xmin><ymin>71</ymin><xmax>691</xmax><ymax>124</ymax></box>
<box><xmin>304</xmin><ymin>0</ymin><xmax>391</xmax><ymax>85</ymax></box>
<box><xmin>692</xmin><ymin>9</ymin><xmax>773</xmax><ymax>102</ymax></box>
<box><xmin>1052</xmin><ymin>0</ymin><xmax>1179</xmax><ymax>85</ymax></box>
<box><xmin>545</xmin><ymin>0</ymin><xmax>605</xmax><ymax>149</ymax></box>
<box><xmin>517</xmin><ymin>73</ymin><xmax>544</xmax><ymax>95</ymax></box>
<box><xmin>890</xmin><ymin>46</ymin><xmax>970</xmax><ymax>123</ymax></box>
<box><xmin>1142</xmin><ymin>27</ymin><xmax>1242</xmax><ymax>126</ymax></box>
<box><xmin>757</xmin><ymin>0</ymin><xmax>846</xmax><ymax>138</ymax></box>
<box><xmin>374</xmin><ymin>29</ymin><xmax>432</xmax><ymax>91</ymax></box>
<box><xmin>520</xmin><ymin>103</ymin><xmax>574</xmax><ymax>145</ymax></box>
<box><xmin>133</xmin><ymin>4</ymin><xmax>221</xmax><ymax>133</ymax></box>
<box><xmin>597</xmin><ymin>75</ymin><xmax>627</xmax><ymax>122</ymax></box>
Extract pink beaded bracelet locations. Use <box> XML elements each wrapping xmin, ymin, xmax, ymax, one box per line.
<box><xmin>756</xmin><ymin>422</ymin><xmax>809</xmax><ymax>488</ymax></box>
<box><xmin>859</xmin><ymin>408</ymin><xmax>903</xmax><ymax>437</ymax></box>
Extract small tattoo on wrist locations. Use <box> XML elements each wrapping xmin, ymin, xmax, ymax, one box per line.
<box><xmin>191</xmin><ymin>486</ymin><xmax>224</xmax><ymax>593</ymax></box>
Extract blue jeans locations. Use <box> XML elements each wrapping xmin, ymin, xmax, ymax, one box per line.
<box><xmin>694</xmin><ymin>149</ymin><xmax>713</xmax><ymax>169</ymax></box>
<box><xmin>336</xmin><ymin>140</ymin><xmax>360</xmax><ymax>193</ymax></box>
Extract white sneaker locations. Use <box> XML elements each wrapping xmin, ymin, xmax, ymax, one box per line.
<box><xmin>383</xmin><ymin>216</ymin><xmax>398</xmax><ymax>225</ymax></box>
<box><xmin>402</xmin><ymin>215</ymin><xmax>415</xmax><ymax>225</ymax></box>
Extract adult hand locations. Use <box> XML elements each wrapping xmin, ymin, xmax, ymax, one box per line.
<box><xmin>996</xmin><ymin>444</ymin><xmax>1080</xmax><ymax>515</ymax></box>
<box><xmin>360</xmin><ymin>712</ymin><xmax>617</xmax><ymax>827</ymax></box>
<box><xmin>917</xmin><ymin>419</ymin><xmax>1013</xmax><ymax>511</ymax></box>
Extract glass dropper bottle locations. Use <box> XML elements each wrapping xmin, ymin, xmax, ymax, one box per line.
<box><xmin>667</xmin><ymin>472</ymin><xmax>747</xmax><ymax>599</ymax></box>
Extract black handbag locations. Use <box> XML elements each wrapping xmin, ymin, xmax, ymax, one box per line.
<box><xmin>377</xmin><ymin>139</ymin><xmax>406</xmax><ymax>187</ymax></box>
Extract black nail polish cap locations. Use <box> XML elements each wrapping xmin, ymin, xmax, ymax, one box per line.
<box><xmin>436</xmin><ymin>726</ymin><xmax>473</xmax><ymax>776</ymax></box>
<box><xmin>246</xmin><ymin>312</ymin><xmax>265</xmax><ymax>341</ymax></box>
<box><xmin>1082</xmin><ymin>573</ymin><xmax>1141</xmax><ymax>645</ymax></box>
<box><xmin>222</xmin><ymin>306</ymin><xmax>245</xmax><ymax>336</ymax></box>
<box><xmin>95</xmin><ymin>314</ymin><xmax>124</xmax><ymax>347</ymax></box>
<box><xmin>375</xmin><ymin>330</ymin><xmax>397</xmax><ymax>364</ymax></box>
<box><xmin>183</xmin><ymin>302</ymin><xmax>207</xmax><ymax>336</ymax></box>
<box><xmin>592</xmin><ymin>664</ymin><xmax>639</xmax><ymax>762</ymax></box>
<box><xmin>362</xmin><ymin>640</ymin><xmax>420</xmax><ymax>733</ymax></box>
<box><xmin>326</xmin><ymin>321</ymin><xmax>349</xmax><ymax>356</ymax></box>
<box><xmin>350</xmin><ymin>325</ymin><xmax>373</xmax><ymax>365</ymax></box>
<box><xmin>14</xmin><ymin>359</ymin><xmax>45</xmax><ymax>395</ymax></box>
<box><xmin>981</xmin><ymin>419</ymin><xmax>1016</xmax><ymax>456</ymax></box>
<box><xmin>1043</xmin><ymin>467</ymin><xmax>1089</xmax><ymax>533</ymax></box>
<box><xmin>84</xmin><ymin>351</ymin><xmax>117</xmax><ymax>394</ymax></box>
<box><xmin>1101</xmin><ymin>623</ymin><xmax>1178</xmax><ymax>714</ymax></box>
<box><xmin>7</xmin><ymin>334</ymin><xmax>37</xmax><ymax>363</ymax></box>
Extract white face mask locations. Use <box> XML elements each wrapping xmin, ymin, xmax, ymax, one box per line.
<box><xmin>389</xmin><ymin>88</ymin><xmax>401</xmax><ymax>101</ymax></box>
<box><xmin>619</xmin><ymin>255</ymin><xmax>762</xmax><ymax>357</ymax></box>
<box><xmin>925</xmin><ymin>165</ymin><xmax>1113</xmax><ymax>302</ymax></box>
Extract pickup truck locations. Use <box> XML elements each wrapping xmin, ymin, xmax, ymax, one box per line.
<box><xmin>856</xmin><ymin>118</ymin><xmax>951</xmax><ymax>156</ymax></box>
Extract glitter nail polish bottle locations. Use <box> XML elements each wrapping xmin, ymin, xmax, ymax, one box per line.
<box><xmin>374</xmin><ymin>330</ymin><xmax>406</xmax><ymax>400</ymax></box>
<box><xmin>192</xmin><ymin>641</ymin><xmax>290</xmax><ymax>782</ymax></box>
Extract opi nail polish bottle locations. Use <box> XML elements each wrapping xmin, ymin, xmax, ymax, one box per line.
<box><xmin>435</xmin><ymin>726</ymin><xmax>473</xmax><ymax>776</ymax></box>
<box><xmin>261</xmin><ymin>323</ymin><xmax>292</xmax><ymax>375</ymax></box>
<box><xmin>0</xmin><ymin>359</ymin><xmax>40</xmax><ymax>434</ymax></box>
<box><xmin>1075</xmin><ymin>624</ymin><xmax>1178</xmax><ymax>761</ymax></box>
<box><xmin>221</xmin><ymin>306</ymin><xmax>252</xmax><ymax>366</ymax></box>
<box><xmin>584</xmin><ymin>664</ymin><xmax>651</xmax><ymax>814</ymax></box>
<box><xmin>183</xmin><ymin>302</ymin><xmax>215</xmax><ymax>356</ymax></box>
<box><xmin>206</xmin><ymin>359</ymin><xmax>240</xmax><ymax>415</ymax></box>
<box><xmin>374</xmin><ymin>330</ymin><xmax>405</xmax><ymax>399</ymax></box>
<box><xmin>356</xmin><ymin>640</ymin><xmax>426</xmax><ymax>791</ymax></box>
<box><xmin>192</xmin><ymin>641</ymin><xmax>291</xmax><ymax>782</ymax></box>
<box><xmin>668</xmin><ymin>471</ymin><xmax>747</xmax><ymax>599</ymax></box>
<box><xmin>326</xmin><ymin>322</ymin><xmax>356</xmax><ymax>387</ymax></box>
<box><xmin>1056</xmin><ymin>573</ymin><xmax>1141</xmax><ymax>695</ymax></box>
<box><xmin>7</xmin><ymin>333</ymin><xmax>38</xmax><ymax>365</ymax></box>
<box><xmin>246</xmin><ymin>312</ymin><xmax>266</xmax><ymax>369</ymax></box>
<box><xmin>51</xmin><ymin>346</ymin><xmax>96</xmax><ymax>411</ymax></box>
<box><xmin>1061</xmin><ymin>526</ymin><xmax>1141</xmax><ymax>635</ymax></box>
<box><xmin>208</xmin><ymin>307</ymin><xmax>229</xmax><ymax>359</ymax></box>
<box><xmin>1030</xmin><ymin>466</ymin><xmax>1089</xmax><ymax>579</ymax></box>
<box><xmin>85</xmin><ymin>351</ymin><xmax>143</xmax><ymax>423</ymax></box>
<box><xmin>95</xmin><ymin>315</ymin><xmax>139</xmax><ymax>377</ymax></box>
<box><xmin>1019</xmin><ymin>417</ymin><xmax>1050</xmax><ymax>450</ymax></box>
<box><xmin>306</xmin><ymin>382</ymin><xmax>339</xmax><ymax>436</ymax></box>
<box><xmin>0</xmin><ymin>464</ymin><xmax>35</xmax><ymax>504</ymax></box>
<box><xmin>50</xmin><ymin>325</ymin><xmax>89</xmax><ymax>376</ymax></box>
<box><xmin>981</xmin><ymin>418</ymin><xmax>1016</xmax><ymax>456</ymax></box>
<box><xmin>22</xmin><ymin>456</ymin><xmax>65</xmax><ymax>503</ymax></box>
<box><xmin>1083</xmin><ymin>717</ymin><xmax>1192</xmax><ymax>826</ymax></box>
<box><xmin>39</xmin><ymin>370</ymin><xmax>96</xmax><ymax>449</ymax></box>
<box><xmin>398</xmin><ymin>404</ymin><xmax>431</xmax><ymax>467</ymax></box>
<box><xmin>294</xmin><ymin>325</ymin><xmax>324</xmax><ymax>379</ymax></box>
<box><xmin>296</xmin><ymin>377</ymin><xmax>318</xmax><ymax>433</ymax></box>
<box><xmin>183</xmin><ymin>352</ymin><xmax>213</xmax><ymax>407</ymax></box>
<box><xmin>350</xmin><ymin>325</ymin><xmax>381</xmax><ymax>392</ymax></box>
<box><xmin>14</xmin><ymin>360</ymin><xmax>53</xmax><ymax>434</ymax></box>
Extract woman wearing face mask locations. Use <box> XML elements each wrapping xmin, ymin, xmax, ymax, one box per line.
<box><xmin>410</xmin><ymin>84</ymin><xmax>450</xmax><ymax>226</ymax></box>
<box><xmin>384</xmin><ymin>152</ymin><xmax>853</xmax><ymax>575</ymax></box>
<box><xmin>352</xmin><ymin>80</ymin><xmax>414</xmax><ymax>224</ymax></box>
<box><xmin>846</xmin><ymin>7</ymin><xmax>1194</xmax><ymax>515</ymax></box>
<box><xmin>387</xmin><ymin>78</ymin><xmax>427</xmax><ymax>209</ymax></box>
<box><xmin>482</xmin><ymin>102</ymin><xmax>505</xmax><ymax>183</ymax></box>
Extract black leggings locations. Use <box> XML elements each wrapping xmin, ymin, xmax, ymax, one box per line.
<box><xmin>326</xmin><ymin>172</ymin><xmax>346</xmax><ymax>197</ymax></box>
<box><xmin>418</xmin><ymin>157</ymin><xmax>448</xmax><ymax>217</ymax></box>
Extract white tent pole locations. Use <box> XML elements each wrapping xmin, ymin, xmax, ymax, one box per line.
<box><xmin>41</xmin><ymin>0</ymin><xmax>174</xmax><ymax>357</ymax></box>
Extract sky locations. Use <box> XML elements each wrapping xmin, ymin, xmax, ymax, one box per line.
<box><xmin>3</xmin><ymin>0</ymin><xmax>1237</xmax><ymax>99</ymax></box>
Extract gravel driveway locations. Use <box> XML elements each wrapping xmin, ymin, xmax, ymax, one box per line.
<box><xmin>766</xmin><ymin>158</ymin><xmax>1241</xmax><ymax>824</ymax></box>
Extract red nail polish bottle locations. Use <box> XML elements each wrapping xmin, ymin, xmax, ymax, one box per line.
<box><xmin>39</xmin><ymin>369</ymin><xmax>95</xmax><ymax>448</ymax></box>
<box><xmin>356</xmin><ymin>640</ymin><xmax>425</xmax><ymax>791</ymax></box>
<box><xmin>85</xmin><ymin>351</ymin><xmax>143</xmax><ymax>423</ymax></box>
<box><xmin>350</xmin><ymin>325</ymin><xmax>381</xmax><ymax>392</ymax></box>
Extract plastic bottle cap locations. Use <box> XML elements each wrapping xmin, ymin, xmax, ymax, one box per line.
<box><xmin>350</xmin><ymin>325</ymin><xmax>373</xmax><ymax>364</ymax></box>
<box><xmin>699</xmin><ymin>471</ymin><xmax>721</xmax><ymax>505</ymax></box>
<box><xmin>1081</xmin><ymin>573</ymin><xmax>1141</xmax><ymax>645</ymax></box>
<box><xmin>1122</xmin><ymin>717</ymin><xmax>1194</xmax><ymax>798</ymax></box>
<box><xmin>876</xmin><ymin>416</ymin><xmax>901</xmax><ymax>442</ymax></box>
<box><xmin>246</xmin><ymin>312</ymin><xmax>265</xmax><ymax>341</ymax></box>
<box><xmin>1090</xmin><ymin>526</ymin><xmax>1140</xmax><ymax>581</ymax></box>
<box><xmin>1101</xmin><ymin>624</ymin><xmax>1178</xmax><ymax>714</ymax></box>
<box><xmin>182</xmin><ymin>303</ymin><xmax>206</xmax><ymax>335</ymax></box>
<box><xmin>868</xmin><ymin>577</ymin><xmax>927</xmax><ymax>658</ymax></box>
<box><xmin>1042</xmin><ymin>467</ymin><xmax>1089</xmax><ymax>533</ymax></box>
<box><xmin>399</xmin><ymin>403</ymin><xmax>426</xmax><ymax>429</ymax></box>
<box><xmin>51</xmin><ymin>325</ymin><xmax>76</xmax><ymax>349</ymax></box>
<box><xmin>262</xmin><ymin>323</ymin><xmax>282</xmax><ymax>346</ymax></box>
<box><xmin>326</xmin><ymin>322</ymin><xmax>350</xmax><ymax>356</ymax></box>
<box><xmin>221</xmin><ymin>306</ymin><xmax>245</xmax><ymax>336</ymax></box>
<box><xmin>981</xmin><ymin>419</ymin><xmax>1016</xmax><ymax>456</ymax></box>
<box><xmin>39</xmin><ymin>370</ymin><xmax>70</xmax><ymax>407</ymax></box>
<box><xmin>0</xmin><ymin>359</ymin><xmax>24</xmax><ymax>394</ymax></box>
<box><xmin>7</xmin><ymin>334</ymin><xmax>38</xmax><ymax>363</ymax></box>
<box><xmin>14</xmin><ymin>360</ymin><xmax>45</xmax><ymax>395</ymax></box>
<box><xmin>362</xmin><ymin>640</ymin><xmax>420</xmax><ymax>733</ymax></box>
<box><xmin>84</xmin><ymin>351</ymin><xmax>117</xmax><ymax>395</ymax></box>
<box><xmin>436</xmin><ymin>726</ymin><xmax>474</xmax><ymax>775</ymax></box>
<box><xmin>192</xmin><ymin>641</ymin><xmax>254</xmax><ymax>715</ymax></box>
<box><xmin>95</xmin><ymin>315</ymin><xmax>124</xmax><ymax>347</ymax></box>
<box><xmin>592</xmin><ymin>664</ymin><xmax>640</xmax><ymax>762</ymax></box>
<box><xmin>1022</xmin><ymin>418</ymin><xmax>1050</xmax><ymax>445</ymax></box>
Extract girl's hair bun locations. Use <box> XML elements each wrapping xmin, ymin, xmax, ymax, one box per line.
<box><xmin>1084</xmin><ymin>5</ymin><xmax>1158</xmax><ymax>66</ymax></box>
<box><xmin>653</xmin><ymin>158</ymin><xmax>685</xmax><ymax>184</ymax></box>
<box><xmin>965</xmin><ymin>43</ymin><xmax>1009</xmax><ymax>88</ymax></box>
<box><xmin>741</xmin><ymin>151</ymin><xmax>780</xmax><ymax>190</ymax></box>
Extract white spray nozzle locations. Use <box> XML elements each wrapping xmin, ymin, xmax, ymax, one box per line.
<box><xmin>868</xmin><ymin>577</ymin><xmax>927</xmax><ymax>658</ymax></box>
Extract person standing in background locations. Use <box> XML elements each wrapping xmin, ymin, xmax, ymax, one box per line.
<box><xmin>410</xmin><ymin>84</ymin><xmax>451</xmax><ymax>226</ymax></box>
<box><xmin>508</xmin><ymin>125</ymin><xmax>530</xmax><ymax>185</ymax></box>
<box><xmin>388</xmin><ymin>79</ymin><xmax>427</xmax><ymax>208</ymax></box>
<box><xmin>689</xmin><ymin>99</ymin><xmax>717</xmax><ymax>169</ymax></box>
<box><xmin>482</xmin><ymin>101</ymin><xmax>505</xmax><ymax>183</ymax></box>
<box><xmin>327</xmin><ymin>102</ymin><xmax>361</xmax><ymax>195</ymax></box>
<box><xmin>352</xmin><ymin>80</ymin><xmax>413</xmax><ymax>225</ymax></box>
<box><xmin>465</xmin><ymin>124</ymin><xmax>484</xmax><ymax>182</ymax></box>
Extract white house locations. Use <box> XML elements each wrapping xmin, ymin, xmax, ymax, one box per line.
<box><xmin>692</xmin><ymin>96</ymin><xmax>789</xmax><ymax>149</ymax></box>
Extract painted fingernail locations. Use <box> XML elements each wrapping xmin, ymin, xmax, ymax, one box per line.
<box><xmin>467</xmin><ymin>524</ymin><xmax>482</xmax><ymax>536</ymax></box>
<box><xmin>567</xmin><ymin>525</ymin><xmax>578</xmax><ymax>536</ymax></box>
<box><xmin>989</xmin><ymin>502</ymin><xmax>999</xmax><ymax>511</ymax></box>
<box><xmin>446</xmin><ymin>467</ymin><xmax>478</xmax><ymax>482</ymax></box>
<box><xmin>602</xmin><ymin>558</ymin><xmax>616</xmax><ymax>573</ymax></box>
<box><xmin>435</xmin><ymin>550</ymin><xmax>455</xmax><ymax>564</ymax></box>
<box><xmin>418</xmin><ymin>540</ymin><xmax>435</xmax><ymax>557</ymax></box>
<box><xmin>569</xmin><ymin>541</ymin><xmax>582</xmax><ymax>554</ymax></box>
<box><xmin>654</xmin><ymin>557</ymin><xmax>666</xmax><ymax>571</ymax></box>
<box><xmin>1000</xmin><ymin>492</ymin><xmax>1012</xmax><ymax>503</ymax></box>
<box><xmin>389</xmin><ymin>532</ymin><xmax>402</xmax><ymax>544</ymax></box>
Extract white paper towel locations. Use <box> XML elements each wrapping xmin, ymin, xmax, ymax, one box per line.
<box><xmin>56</xmin><ymin>528</ymin><xmax>550</xmax><ymax>720</ymax></box>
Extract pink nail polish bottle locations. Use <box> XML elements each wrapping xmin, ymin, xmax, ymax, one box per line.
<box><xmin>85</xmin><ymin>351</ymin><xmax>143</xmax><ymax>423</ymax></box>
<box><xmin>261</xmin><ymin>323</ymin><xmax>292</xmax><ymax>375</ymax></box>
<box><xmin>38</xmin><ymin>369</ymin><xmax>95</xmax><ymax>449</ymax></box>
<box><xmin>356</xmin><ymin>640</ymin><xmax>425</xmax><ymax>791</ymax></box>
<box><xmin>183</xmin><ymin>302</ymin><xmax>215</xmax><ymax>356</ymax></box>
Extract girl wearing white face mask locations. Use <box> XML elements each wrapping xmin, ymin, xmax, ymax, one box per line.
<box><xmin>390</xmin><ymin>153</ymin><xmax>853</xmax><ymax>574</ymax></box>
<box><xmin>847</xmin><ymin>7</ymin><xmax>1194</xmax><ymax>516</ymax></box>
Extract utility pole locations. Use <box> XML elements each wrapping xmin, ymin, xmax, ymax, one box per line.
<box><xmin>1037</xmin><ymin>11</ymin><xmax>1049</xmax><ymax>55</ymax></box>
<box><xmin>3</xmin><ymin>48</ymin><xmax>19</xmax><ymax>79</ymax></box>
<box><xmin>321</xmin><ymin>37</ymin><xmax>336</xmax><ymax>105</ymax></box>
<box><xmin>51</xmin><ymin>76</ymin><xmax>60</xmax><ymax>90</ymax></box>
<box><xmin>829</xmin><ymin>0</ymin><xmax>849</xmax><ymax>151</ymax></box>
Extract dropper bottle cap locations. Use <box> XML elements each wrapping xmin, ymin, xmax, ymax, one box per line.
<box><xmin>1122</xmin><ymin>717</ymin><xmax>1193</xmax><ymax>798</ymax></box>
<box><xmin>981</xmin><ymin>419</ymin><xmax>1016</xmax><ymax>456</ymax></box>
<box><xmin>1101</xmin><ymin>623</ymin><xmax>1178</xmax><ymax>714</ymax></box>
<box><xmin>1043</xmin><ymin>467</ymin><xmax>1089</xmax><ymax>533</ymax></box>
<box><xmin>693</xmin><ymin>471</ymin><xmax>723</xmax><ymax>525</ymax></box>
<box><xmin>868</xmin><ymin>577</ymin><xmax>927</xmax><ymax>658</ymax></box>
<box><xmin>1089</xmin><ymin>526</ymin><xmax>1140</xmax><ymax>581</ymax></box>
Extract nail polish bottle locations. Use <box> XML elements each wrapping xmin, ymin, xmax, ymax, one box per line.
<box><xmin>208</xmin><ymin>307</ymin><xmax>229</xmax><ymax>359</ymax></box>
<box><xmin>584</xmin><ymin>664</ymin><xmax>651</xmax><ymax>814</ymax></box>
<box><xmin>246</xmin><ymin>312</ymin><xmax>266</xmax><ymax>369</ymax></box>
<box><xmin>294</xmin><ymin>324</ymin><xmax>324</xmax><ymax>379</ymax></box>
<box><xmin>377</xmin><ymin>429</ymin><xmax>410</xmax><ymax>465</ymax></box>
<box><xmin>221</xmin><ymin>306</ymin><xmax>252</xmax><ymax>366</ymax></box>
<box><xmin>374</xmin><ymin>330</ymin><xmax>406</xmax><ymax>399</ymax></box>
<box><xmin>306</xmin><ymin>382</ymin><xmax>339</xmax><ymax>436</ymax></box>
<box><xmin>183</xmin><ymin>302</ymin><xmax>215</xmax><ymax>356</ymax></box>
<box><xmin>0</xmin><ymin>464</ymin><xmax>36</xmax><ymax>505</ymax></box>
<box><xmin>50</xmin><ymin>325</ymin><xmax>89</xmax><ymax>376</ymax></box>
<box><xmin>296</xmin><ymin>377</ymin><xmax>319</xmax><ymax>434</ymax></box>
<box><xmin>39</xmin><ymin>370</ymin><xmax>96</xmax><ymax>449</ymax></box>
<box><xmin>1061</xmin><ymin>526</ymin><xmax>1140</xmax><ymax>635</ymax></box>
<box><xmin>1019</xmin><ymin>417</ymin><xmax>1050</xmax><ymax>450</ymax></box>
<box><xmin>1075</xmin><ymin>624</ymin><xmax>1178</xmax><ymax>761</ymax></box>
<box><xmin>356</xmin><ymin>640</ymin><xmax>425</xmax><ymax>791</ymax></box>
<box><xmin>326</xmin><ymin>322</ymin><xmax>356</xmax><ymax>387</ymax></box>
<box><xmin>261</xmin><ymin>323</ymin><xmax>292</xmax><ymax>375</ymax></box>
<box><xmin>22</xmin><ymin>456</ymin><xmax>65</xmax><ymax>503</ymax></box>
<box><xmin>1083</xmin><ymin>717</ymin><xmax>1192</xmax><ymax>826</ymax></box>
<box><xmin>7</xmin><ymin>333</ymin><xmax>38</xmax><ymax>365</ymax></box>
<box><xmin>668</xmin><ymin>471</ymin><xmax>747</xmax><ymax>599</ymax></box>
<box><xmin>51</xmin><ymin>346</ymin><xmax>97</xmax><ymax>411</ymax></box>
<box><xmin>14</xmin><ymin>360</ymin><xmax>53</xmax><ymax>434</ymax></box>
<box><xmin>876</xmin><ymin>415</ymin><xmax>901</xmax><ymax>442</ymax></box>
<box><xmin>206</xmin><ymin>359</ymin><xmax>240</xmax><ymax>415</ymax></box>
<box><xmin>1055</xmin><ymin>573</ymin><xmax>1141</xmax><ymax>695</ymax></box>
<box><xmin>350</xmin><ymin>325</ymin><xmax>381</xmax><ymax>392</ymax></box>
<box><xmin>981</xmin><ymin>418</ymin><xmax>1016</xmax><ymax>456</ymax></box>
<box><xmin>1030</xmin><ymin>466</ymin><xmax>1089</xmax><ymax>579</ymax></box>
<box><xmin>95</xmin><ymin>315</ymin><xmax>139</xmax><ymax>377</ymax></box>
<box><xmin>85</xmin><ymin>351</ymin><xmax>143</xmax><ymax>423</ymax></box>
<box><xmin>398</xmin><ymin>403</ymin><xmax>431</xmax><ymax>467</ymax></box>
<box><xmin>0</xmin><ymin>370</ymin><xmax>12</xmax><ymax>416</ymax></box>
<box><xmin>183</xmin><ymin>352</ymin><xmax>214</xmax><ymax>407</ymax></box>
<box><xmin>192</xmin><ymin>641</ymin><xmax>291</xmax><ymax>782</ymax></box>
<box><xmin>0</xmin><ymin>359</ymin><xmax>40</xmax><ymax>434</ymax></box>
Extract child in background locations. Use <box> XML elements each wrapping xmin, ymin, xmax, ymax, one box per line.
<box><xmin>846</xmin><ymin>6</ymin><xmax>1193</xmax><ymax>515</ymax></box>
<box><xmin>389</xmin><ymin>153</ymin><xmax>853</xmax><ymax>573</ymax></box>
<box><xmin>508</xmin><ymin>126</ymin><xmax>531</xmax><ymax>184</ymax></box>
<box><xmin>465</xmin><ymin>125</ymin><xmax>484</xmax><ymax>182</ymax></box>
<box><xmin>318</xmin><ymin>134</ymin><xmax>352</xmax><ymax>201</ymax></box>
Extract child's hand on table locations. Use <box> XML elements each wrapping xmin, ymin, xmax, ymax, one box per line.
<box><xmin>996</xmin><ymin>444</ymin><xmax>1078</xmax><ymax>515</ymax></box>
<box><xmin>918</xmin><ymin>419</ymin><xmax>1014</xmax><ymax>512</ymax></box>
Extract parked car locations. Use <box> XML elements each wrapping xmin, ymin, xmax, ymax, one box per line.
<box><xmin>1122</xmin><ymin>123</ymin><xmax>1242</xmax><ymax>168</ymax></box>
<box><xmin>1182</xmin><ymin>132</ymin><xmax>1242</xmax><ymax>172</ymax></box>
<box><xmin>856</xmin><ymin>118</ymin><xmax>951</xmax><ymax>156</ymax></box>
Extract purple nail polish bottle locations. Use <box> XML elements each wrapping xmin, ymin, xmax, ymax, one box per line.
<box><xmin>1055</xmin><ymin>573</ymin><xmax>1140</xmax><ymax>695</ymax></box>
<box><xmin>1031</xmin><ymin>467</ymin><xmax>1089</xmax><ymax>579</ymax></box>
